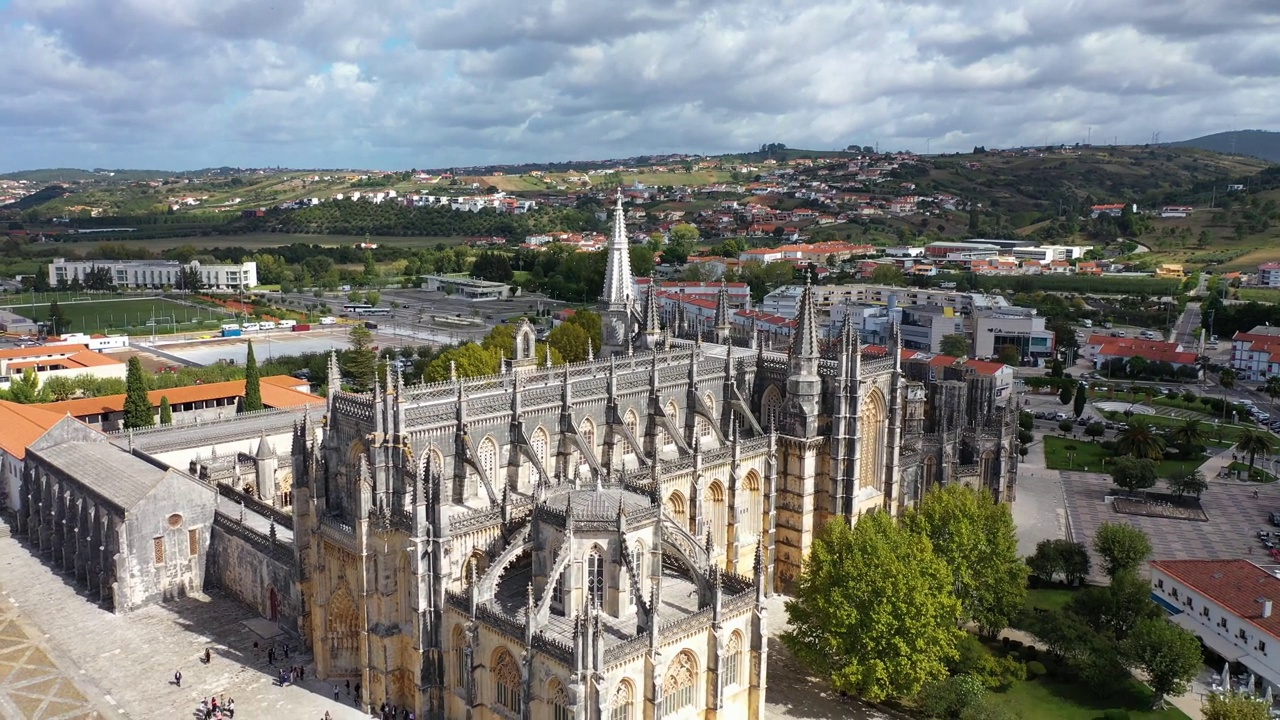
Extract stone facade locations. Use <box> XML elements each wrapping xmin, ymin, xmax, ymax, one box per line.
<box><xmin>293</xmin><ymin>242</ymin><xmax>1018</xmax><ymax>719</ymax></box>
<box><xmin>17</xmin><ymin>418</ymin><xmax>217</xmax><ymax>613</ymax></box>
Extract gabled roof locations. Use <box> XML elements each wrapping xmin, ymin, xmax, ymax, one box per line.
<box><xmin>963</xmin><ymin>359</ymin><xmax>1011</xmax><ymax>376</ymax></box>
<box><xmin>0</xmin><ymin>400</ymin><xmax>70</xmax><ymax>459</ymax></box>
<box><xmin>30</xmin><ymin>441</ymin><xmax>170</xmax><ymax>512</ymax></box>
<box><xmin>1151</xmin><ymin>559</ymin><xmax>1280</xmax><ymax>642</ymax></box>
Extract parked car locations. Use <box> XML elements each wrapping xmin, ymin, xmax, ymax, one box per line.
<box><xmin>1270</xmin><ymin>511</ymin><xmax>1280</xmax><ymax>527</ymax></box>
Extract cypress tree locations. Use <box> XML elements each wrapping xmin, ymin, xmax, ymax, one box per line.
<box><xmin>159</xmin><ymin>396</ymin><xmax>173</xmax><ymax>425</ymax></box>
<box><xmin>123</xmin><ymin>357</ymin><xmax>154</xmax><ymax>429</ymax></box>
<box><xmin>243</xmin><ymin>340</ymin><xmax>263</xmax><ymax>412</ymax></box>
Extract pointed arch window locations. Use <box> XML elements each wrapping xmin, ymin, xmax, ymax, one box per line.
<box><xmin>724</xmin><ymin>632</ymin><xmax>743</xmax><ymax>687</ymax></box>
<box><xmin>666</xmin><ymin>491</ymin><xmax>689</xmax><ymax>531</ymax></box>
<box><xmin>706</xmin><ymin>481</ymin><xmax>726</xmax><ymax>550</ymax></box>
<box><xmin>548</xmin><ymin>678</ymin><xmax>571</xmax><ymax>720</ymax></box>
<box><xmin>531</xmin><ymin>426</ymin><xmax>550</xmax><ymax>482</ymax></box>
<box><xmin>762</xmin><ymin>386</ymin><xmax>783</xmax><ymax>430</ymax></box>
<box><xmin>587</xmin><ymin>548</ymin><xmax>605</xmax><ymax>607</ymax></box>
<box><xmin>663</xmin><ymin>651</ymin><xmax>698</xmax><ymax>711</ymax></box>
<box><xmin>579</xmin><ymin>417</ymin><xmax>596</xmax><ymax>449</ymax></box>
<box><xmin>741</xmin><ymin>471</ymin><xmax>762</xmax><ymax>538</ymax></box>
<box><xmin>451</xmin><ymin>625</ymin><xmax>468</xmax><ymax>688</ymax></box>
<box><xmin>631</xmin><ymin>540</ymin><xmax>646</xmax><ymax>598</ymax></box>
<box><xmin>624</xmin><ymin>408</ymin><xmax>640</xmax><ymax>442</ymax></box>
<box><xmin>551</xmin><ymin>573</ymin><xmax>565</xmax><ymax>612</ymax></box>
<box><xmin>610</xmin><ymin>681</ymin><xmax>634</xmax><ymax>720</ymax></box>
<box><xmin>493</xmin><ymin>648</ymin><xmax>522</xmax><ymax>713</ymax></box>
<box><xmin>478</xmin><ymin>436</ymin><xmax>499</xmax><ymax>483</ymax></box>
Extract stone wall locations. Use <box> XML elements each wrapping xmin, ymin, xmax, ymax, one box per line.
<box><xmin>207</xmin><ymin>513</ymin><xmax>300</xmax><ymax>636</ymax></box>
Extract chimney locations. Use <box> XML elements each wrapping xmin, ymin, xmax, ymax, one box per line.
<box><xmin>1265</xmin><ymin>600</ymin><xmax>1274</xmax><ymax>619</ymax></box>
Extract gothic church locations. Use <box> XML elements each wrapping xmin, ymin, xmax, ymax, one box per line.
<box><xmin>292</xmin><ymin>194</ymin><xmax>1019</xmax><ymax>719</ymax></box>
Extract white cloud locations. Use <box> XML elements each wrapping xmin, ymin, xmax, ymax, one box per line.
<box><xmin>0</xmin><ymin>0</ymin><xmax>1277</xmax><ymax>170</ymax></box>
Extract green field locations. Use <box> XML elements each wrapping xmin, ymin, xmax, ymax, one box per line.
<box><xmin>1237</xmin><ymin>287</ymin><xmax>1280</xmax><ymax>303</ymax></box>
<box><xmin>1041</xmin><ymin>434</ymin><xmax>1206</xmax><ymax>477</ymax></box>
<box><xmin>4</xmin><ymin>297</ymin><xmax>232</xmax><ymax>335</ymax></box>
<box><xmin>992</xmin><ymin>676</ymin><xmax>1190</xmax><ymax>720</ymax></box>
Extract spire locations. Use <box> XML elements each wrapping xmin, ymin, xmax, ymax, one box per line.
<box><xmin>254</xmin><ymin>432</ymin><xmax>272</xmax><ymax>460</ymax></box>
<box><xmin>641</xmin><ymin>281</ymin><xmax>662</xmax><ymax>338</ymax></box>
<box><xmin>713</xmin><ymin>281</ymin><xmax>731</xmax><ymax>343</ymax></box>
<box><xmin>600</xmin><ymin>189</ymin><xmax>634</xmax><ymax>307</ymax></box>
<box><xmin>587</xmin><ymin>338</ymin><xmax>594</xmax><ymax>362</ymax></box>
<box><xmin>327</xmin><ymin>350</ymin><xmax>341</xmax><ymax>400</ymax></box>
<box><xmin>789</xmin><ymin>274</ymin><xmax>820</xmax><ymax>366</ymax></box>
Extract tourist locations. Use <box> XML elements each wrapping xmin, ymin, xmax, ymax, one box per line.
<box><xmin>174</xmin><ymin>669</ymin><xmax>182</xmax><ymax>688</ymax></box>
<box><xmin>227</xmin><ymin>697</ymin><xmax>235</xmax><ymax>718</ymax></box>
<box><xmin>333</xmin><ymin>684</ymin><xmax>340</xmax><ymax>701</ymax></box>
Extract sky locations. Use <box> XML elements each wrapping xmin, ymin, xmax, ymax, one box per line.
<box><xmin>2</xmin><ymin>0</ymin><xmax>1279</xmax><ymax>172</ymax></box>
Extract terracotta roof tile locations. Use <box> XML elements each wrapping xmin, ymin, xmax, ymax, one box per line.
<box><xmin>1151</xmin><ymin>559</ymin><xmax>1280</xmax><ymax>641</ymax></box>
<box><xmin>0</xmin><ymin>401</ymin><xmax>71</xmax><ymax>459</ymax></box>
<box><xmin>36</xmin><ymin>375</ymin><xmax>320</xmax><ymax>418</ymax></box>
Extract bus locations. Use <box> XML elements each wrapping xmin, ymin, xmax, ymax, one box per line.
<box><xmin>342</xmin><ymin>303</ymin><xmax>373</xmax><ymax>313</ymax></box>
<box><xmin>356</xmin><ymin>307</ymin><xmax>392</xmax><ymax>316</ymax></box>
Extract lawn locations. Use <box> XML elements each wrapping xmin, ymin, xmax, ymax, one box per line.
<box><xmin>1097</xmin><ymin>410</ymin><xmax>1253</xmax><ymax>444</ymax></box>
<box><xmin>992</xmin><ymin>676</ymin><xmax>1190</xmax><ymax>720</ymax></box>
<box><xmin>1025</xmin><ymin>587</ymin><xmax>1076</xmax><ymax>612</ymax></box>
<box><xmin>1226</xmin><ymin>461</ymin><xmax>1278</xmax><ymax>483</ymax></box>
<box><xmin>1041</xmin><ymin>435</ymin><xmax>1207</xmax><ymax>477</ymax></box>
<box><xmin>3</xmin><ymin>297</ymin><xmax>232</xmax><ymax>334</ymax></box>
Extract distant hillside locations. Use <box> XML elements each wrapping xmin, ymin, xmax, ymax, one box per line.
<box><xmin>0</xmin><ymin>185</ymin><xmax>69</xmax><ymax>210</ymax></box>
<box><xmin>1169</xmin><ymin>130</ymin><xmax>1280</xmax><ymax>163</ymax></box>
<box><xmin>0</xmin><ymin>168</ymin><xmax>179</xmax><ymax>182</ymax></box>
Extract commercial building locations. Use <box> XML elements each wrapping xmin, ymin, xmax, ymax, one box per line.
<box><xmin>48</xmin><ymin>258</ymin><xmax>258</xmax><ymax>290</ymax></box>
<box><xmin>761</xmin><ymin>284</ymin><xmax>1009</xmax><ymax>319</ymax></box>
<box><xmin>419</xmin><ymin>274</ymin><xmax>512</xmax><ymax>299</ymax></box>
<box><xmin>0</xmin><ymin>343</ymin><xmax>127</xmax><ymax>391</ymax></box>
<box><xmin>971</xmin><ymin>308</ymin><xmax>1055</xmax><ymax>363</ymax></box>
<box><xmin>1149</xmin><ymin>559</ymin><xmax>1280</xmax><ymax>697</ymax></box>
<box><xmin>1009</xmin><ymin>245</ymin><xmax>1093</xmax><ymax>262</ymax></box>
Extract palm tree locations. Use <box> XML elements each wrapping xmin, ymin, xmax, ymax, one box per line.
<box><xmin>1169</xmin><ymin>418</ymin><xmax>1205</xmax><ymax>452</ymax></box>
<box><xmin>1115</xmin><ymin>417</ymin><xmax>1167</xmax><ymax>460</ymax></box>
<box><xmin>1266</xmin><ymin>375</ymin><xmax>1280</xmax><ymax>413</ymax></box>
<box><xmin>1235</xmin><ymin>428</ymin><xmax>1276</xmax><ymax>478</ymax></box>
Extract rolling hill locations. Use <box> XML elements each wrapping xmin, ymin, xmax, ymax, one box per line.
<box><xmin>1169</xmin><ymin>130</ymin><xmax>1280</xmax><ymax>163</ymax></box>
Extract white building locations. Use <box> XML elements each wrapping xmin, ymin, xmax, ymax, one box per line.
<box><xmin>48</xmin><ymin>258</ymin><xmax>258</xmax><ymax>290</ymax></box>
<box><xmin>1010</xmin><ymin>245</ymin><xmax>1093</xmax><ymax>262</ymax></box>
<box><xmin>761</xmin><ymin>284</ymin><xmax>1010</xmax><ymax>319</ymax></box>
<box><xmin>1259</xmin><ymin>263</ymin><xmax>1280</xmax><ymax>288</ymax></box>
<box><xmin>1149</xmin><ymin>559</ymin><xmax>1280</xmax><ymax>696</ymax></box>
<box><xmin>0</xmin><ymin>343</ymin><xmax>127</xmax><ymax>391</ymax></box>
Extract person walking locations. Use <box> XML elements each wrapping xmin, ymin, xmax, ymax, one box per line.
<box><xmin>227</xmin><ymin>697</ymin><xmax>235</xmax><ymax>719</ymax></box>
<box><xmin>174</xmin><ymin>669</ymin><xmax>182</xmax><ymax>688</ymax></box>
<box><xmin>333</xmin><ymin>684</ymin><xmax>340</xmax><ymax>701</ymax></box>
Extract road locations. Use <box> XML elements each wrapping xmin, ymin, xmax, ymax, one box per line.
<box><xmin>1172</xmin><ymin>301</ymin><xmax>1202</xmax><ymax>348</ymax></box>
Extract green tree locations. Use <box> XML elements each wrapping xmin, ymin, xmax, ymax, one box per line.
<box><xmin>242</xmin><ymin>340</ymin><xmax>263</xmax><ymax>412</ymax></box>
<box><xmin>43</xmin><ymin>375</ymin><xmax>76</xmax><ymax>402</ymax></box>
<box><xmin>1167</xmin><ymin>468</ymin><xmax>1208</xmax><ymax>499</ymax></box>
<box><xmin>958</xmin><ymin>695</ymin><xmax>1022</xmax><ymax>720</ymax></box>
<box><xmin>1072</xmin><ymin>382</ymin><xmax>1087</xmax><ymax>417</ymax></box>
<box><xmin>783</xmin><ymin>514</ymin><xmax>962</xmax><ymax>702</ymax></box>
<box><xmin>365</xmin><ymin>290</ymin><xmax>381</xmax><ymax>308</ymax></box>
<box><xmin>940</xmin><ymin>334</ymin><xmax>970</xmax><ymax>357</ymax></box>
<box><xmin>1115</xmin><ymin>417</ymin><xmax>1166</xmax><ymax>460</ymax></box>
<box><xmin>1220</xmin><ymin>368</ymin><xmax>1237</xmax><ymax>419</ymax></box>
<box><xmin>1066</xmin><ymin>571</ymin><xmax>1161</xmax><ymax>641</ymax></box>
<box><xmin>1057</xmin><ymin>419</ymin><xmax>1074</xmax><ymax>434</ymax></box>
<box><xmin>1203</xmin><ymin>691</ymin><xmax>1272</xmax><ymax>720</ymax></box>
<box><xmin>6</xmin><ymin>368</ymin><xmax>43</xmax><ymax>404</ymax></box>
<box><xmin>869</xmin><ymin>264</ymin><xmax>905</xmax><ymax>286</ymax></box>
<box><xmin>565</xmin><ymin>309</ymin><xmax>603</xmax><ymax>353</ymax></box>
<box><xmin>669</xmin><ymin>223</ymin><xmax>700</xmax><ymax>244</ymax></box>
<box><xmin>996</xmin><ymin>344</ymin><xmax>1020</xmax><ymax>366</ymax></box>
<box><xmin>1093</xmin><ymin>522</ymin><xmax>1152</xmax><ymax>579</ymax></box>
<box><xmin>1058</xmin><ymin>382</ymin><xmax>1073</xmax><ymax>406</ymax></box>
<box><xmin>629</xmin><ymin>245</ymin><xmax>656</xmax><ymax>277</ymax></box>
<box><xmin>1108</xmin><ymin>455</ymin><xmax>1158</xmax><ymax>494</ymax></box>
<box><xmin>47</xmin><ymin>300</ymin><xmax>71</xmax><ymax>335</ymax></box>
<box><xmin>1266</xmin><ymin>375</ymin><xmax>1280</xmax><ymax>413</ymax></box>
<box><xmin>1123</xmin><ymin>617</ymin><xmax>1203</xmax><ymax>707</ymax></box>
<box><xmin>343</xmin><ymin>325</ymin><xmax>378</xmax><ymax>390</ymax></box>
<box><xmin>907</xmin><ymin>485</ymin><xmax>1027</xmax><ymax>636</ymax></box>
<box><xmin>159</xmin><ymin>396</ymin><xmax>173</xmax><ymax>425</ymax></box>
<box><xmin>547</xmin><ymin>322</ymin><xmax>591</xmax><ymax>362</ymax></box>
<box><xmin>1027</xmin><ymin>538</ymin><xmax>1091</xmax><ymax>585</ymax></box>
<box><xmin>123</xmin><ymin>356</ymin><xmax>155</xmax><ymax>429</ymax></box>
<box><xmin>424</xmin><ymin>342</ymin><xmax>500</xmax><ymax>382</ymax></box>
<box><xmin>1234</xmin><ymin>428</ymin><xmax>1276</xmax><ymax>477</ymax></box>
<box><xmin>1084</xmin><ymin>422</ymin><xmax>1105</xmax><ymax>440</ymax></box>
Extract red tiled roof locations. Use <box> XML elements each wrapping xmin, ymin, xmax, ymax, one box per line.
<box><xmin>964</xmin><ymin>359</ymin><xmax>1010</xmax><ymax>375</ymax></box>
<box><xmin>0</xmin><ymin>401</ymin><xmax>72</xmax><ymax>459</ymax></box>
<box><xmin>37</xmin><ymin>375</ymin><xmax>320</xmax><ymax>417</ymax></box>
<box><xmin>1151</xmin><ymin>559</ymin><xmax>1280</xmax><ymax>641</ymax></box>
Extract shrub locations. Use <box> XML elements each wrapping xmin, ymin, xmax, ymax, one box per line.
<box><xmin>1020</xmin><ymin>646</ymin><xmax>1038</xmax><ymax>661</ymax></box>
<box><xmin>1101</xmin><ymin>711</ymin><xmax>1130</xmax><ymax>720</ymax></box>
<box><xmin>1025</xmin><ymin>661</ymin><xmax>1047</xmax><ymax>678</ymax></box>
<box><xmin>1007</xmin><ymin>639</ymin><xmax>1023</xmax><ymax>651</ymax></box>
<box><xmin>1100</xmin><ymin>440</ymin><xmax>1118</xmax><ymax>452</ymax></box>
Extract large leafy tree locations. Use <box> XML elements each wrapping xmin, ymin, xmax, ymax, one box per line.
<box><xmin>242</xmin><ymin>340</ymin><xmax>263</xmax><ymax>412</ymax></box>
<box><xmin>547</xmin><ymin>321</ymin><xmax>592</xmax><ymax>362</ymax></box>
<box><xmin>1027</xmin><ymin>539</ymin><xmax>1090</xmax><ymax>586</ymax></box>
<box><xmin>1108</xmin><ymin>456</ymin><xmax>1158</xmax><ymax>494</ymax></box>
<box><xmin>47</xmin><ymin>300</ymin><xmax>71</xmax><ymax>335</ymax></box>
<box><xmin>1123</xmin><ymin>617</ymin><xmax>1203</xmax><ymax>707</ymax></box>
<box><xmin>1166</xmin><ymin>468</ymin><xmax>1208</xmax><ymax>499</ymax></box>
<box><xmin>1115</xmin><ymin>417</ymin><xmax>1166</xmax><ymax>460</ymax></box>
<box><xmin>784</xmin><ymin>513</ymin><xmax>962</xmax><ymax>702</ymax></box>
<box><xmin>1203</xmin><ymin>691</ymin><xmax>1271</xmax><ymax>720</ymax></box>
<box><xmin>1169</xmin><ymin>418</ymin><xmax>1205</xmax><ymax>453</ymax></box>
<box><xmin>907</xmin><ymin>485</ymin><xmax>1027</xmax><ymax>636</ymax></box>
<box><xmin>1092</xmin><ymin>522</ymin><xmax>1152</xmax><ymax>579</ymax></box>
<box><xmin>123</xmin><ymin>356</ymin><xmax>155</xmax><ymax>429</ymax></box>
<box><xmin>1066</xmin><ymin>571</ymin><xmax>1162</xmax><ymax>641</ymax></box>
<box><xmin>939</xmin><ymin>334</ymin><xmax>969</xmax><ymax>358</ymax></box>
<box><xmin>6</xmin><ymin>368</ymin><xmax>44</xmax><ymax>404</ymax></box>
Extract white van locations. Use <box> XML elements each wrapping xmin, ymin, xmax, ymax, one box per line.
<box><xmin>1081</xmin><ymin>319</ymin><xmax>1093</xmax><ymax>328</ymax></box>
<box><xmin>220</xmin><ymin>323</ymin><xmax>240</xmax><ymax>331</ymax></box>
<box><xmin>259</xmin><ymin>321</ymin><xmax>277</xmax><ymax>330</ymax></box>
<box><xmin>319</xmin><ymin>316</ymin><xmax>337</xmax><ymax>325</ymax></box>
<box><xmin>1140</xmin><ymin>330</ymin><xmax>1156</xmax><ymax>340</ymax></box>
<box><xmin>242</xmin><ymin>322</ymin><xmax>261</xmax><ymax>332</ymax></box>
<box><xmin>278</xmin><ymin>319</ymin><xmax>297</xmax><ymax>329</ymax></box>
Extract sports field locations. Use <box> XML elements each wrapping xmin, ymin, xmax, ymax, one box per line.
<box><xmin>4</xmin><ymin>297</ymin><xmax>232</xmax><ymax>335</ymax></box>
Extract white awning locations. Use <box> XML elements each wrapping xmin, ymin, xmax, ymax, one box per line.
<box><xmin>1169</xmin><ymin>613</ymin><xmax>1244</xmax><ymax>662</ymax></box>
